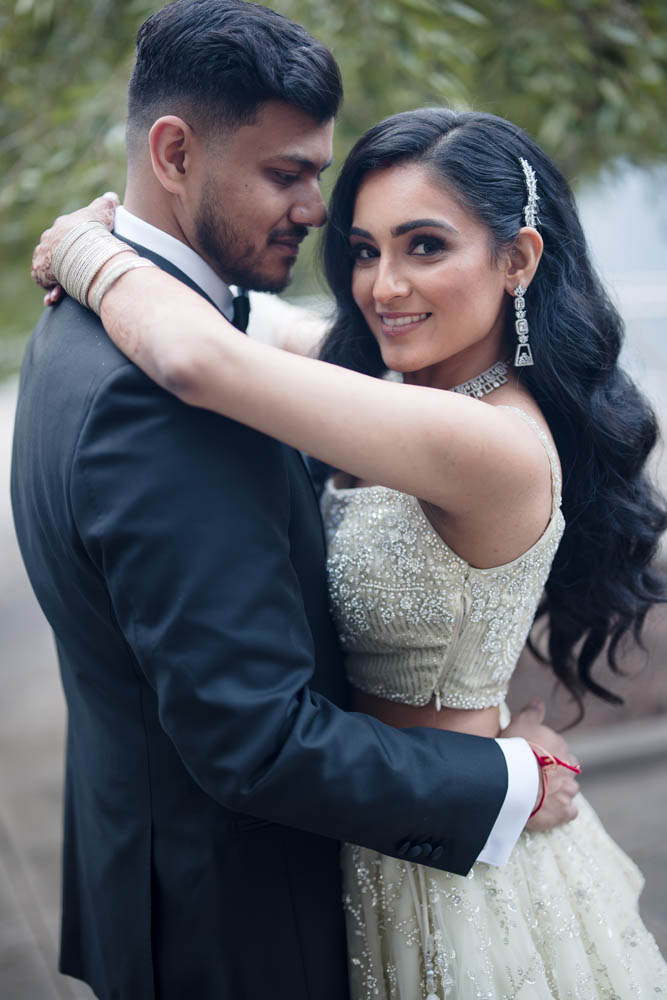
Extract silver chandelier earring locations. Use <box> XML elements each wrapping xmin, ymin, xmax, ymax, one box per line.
<box><xmin>513</xmin><ymin>156</ymin><xmax>539</xmax><ymax>367</ymax></box>
<box><xmin>513</xmin><ymin>283</ymin><xmax>534</xmax><ymax>367</ymax></box>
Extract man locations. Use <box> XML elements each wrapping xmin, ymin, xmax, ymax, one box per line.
<box><xmin>13</xmin><ymin>3</ymin><xmax>576</xmax><ymax>998</ymax></box>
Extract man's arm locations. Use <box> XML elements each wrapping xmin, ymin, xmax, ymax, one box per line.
<box><xmin>71</xmin><ymin>363</ymin><xmax>513</xmax><ymax>875</ymax></box>
<box><xmin>479</xmin><ymin>735</ymin><xmax>538</xmax><ymax>865</ymax></box>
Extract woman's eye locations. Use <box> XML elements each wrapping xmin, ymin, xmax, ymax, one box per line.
<box><xmin>350</xmin><ymin>244</ymin><xmax>377</xmax><ymax>262</ymax></box>
<box><xmin>411</xmin><ymin>237</ymin><xmax>445</xmax><ymax>256</ymax></box>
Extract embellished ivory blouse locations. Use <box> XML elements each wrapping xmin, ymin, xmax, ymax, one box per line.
<box><xmin>321</xmin><ymin>407</ymin><xmax>564</xmax><ymax>711</ymax></box>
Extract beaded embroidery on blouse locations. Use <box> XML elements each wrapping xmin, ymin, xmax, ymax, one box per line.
<box><xmin>321</xmin><ymin>407</ymin><xmax>565</xmax><ymax>711</ymax></box>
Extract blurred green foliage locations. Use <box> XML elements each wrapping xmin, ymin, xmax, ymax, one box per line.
<box><xmin>1</xmin><ymin>0</ymin><xmax>666</xmax><ymax>375</ymax></box>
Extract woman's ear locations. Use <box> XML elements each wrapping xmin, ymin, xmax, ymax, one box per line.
<box><xmin>504</xmin><ymin>227</ymin><xmax>543</xmax><ymax>294</ymax></box>
<box><xmin>148</xmin><ymin>116</ymin><xmax>195</xmax><ymax>195</ymax></box>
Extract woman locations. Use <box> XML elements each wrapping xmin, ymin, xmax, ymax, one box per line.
<box><xmin>34</xmin><ymin>109</ymin><xmax>667</xmax><ymax>996</ymax></box>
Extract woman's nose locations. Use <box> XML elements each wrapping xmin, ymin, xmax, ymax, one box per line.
<box><xmin>372</xmin><ymin>258</ymin><xmax>410</xmax><ymax>303</ymax></box>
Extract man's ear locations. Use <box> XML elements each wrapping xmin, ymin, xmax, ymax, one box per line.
<box><xmin>148</xmin><ymin>116</ymin><xmax>195</xmax><ymax>195</ymax></box>
<box><xmin>504</xmin><ymin>227</ymin><xmax>543</xmax><ymax>294</ymax></box>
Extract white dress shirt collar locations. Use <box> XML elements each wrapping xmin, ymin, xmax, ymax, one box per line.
<box><xmin>113</xmin><ymin>205</ymin><xmax>235</xmax><ymax>319</ymax></box>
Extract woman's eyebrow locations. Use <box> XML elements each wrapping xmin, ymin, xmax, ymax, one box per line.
<box><xmin>391</xmin><ymin>218</ymin><xmax>459</xmax><ymax>237</ymax></box>
<box><xmin>349</xmin><ymin>219</ymin><xmax>459</xmax><ymax>240</ymax></box>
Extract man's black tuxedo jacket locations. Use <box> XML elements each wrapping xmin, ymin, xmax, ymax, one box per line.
<box><xmin>11</xmin><ymin>250</ymin><xmax>508</xmax><ymax>1000</ymax></box>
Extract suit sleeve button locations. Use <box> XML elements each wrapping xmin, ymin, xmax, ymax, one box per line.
<box><xmin>419</xmin><ymin>843</ymin><xmax>433</xmax><ymax>858</ymax></box>
<box><xmin>396</xmin><ymin>841</ymin><xmax>411</xmax><ymax>857</ymax></box>
<box><xmin>407</xmin><ymin>844</ymin><xmax>423</xmax><ymax>859</ymax></box>
<box><xmin>431</xmin><ymin>845</ymin><xmax>444</xmax><ymax>861</ymax></box>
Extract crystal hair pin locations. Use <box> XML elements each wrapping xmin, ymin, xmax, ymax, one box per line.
<box><xmin>519</xmin><ymin>156</ymin><xmax>539</xmax><ymax>228</ymax></box>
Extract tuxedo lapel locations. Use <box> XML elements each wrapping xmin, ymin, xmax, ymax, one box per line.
<box><xmin>115</xmin><ymin>235</ymin><xmax>321</xmax><ymax>504</ymax></box>
<box><xmin>113</xmin><ymin>235</ymin><xmax>221</xmax><ymax>312</ymax></box>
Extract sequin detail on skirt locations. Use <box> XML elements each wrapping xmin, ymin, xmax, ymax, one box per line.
<box><xmin>342</xmin><ymin>797</ymin><xmax>667</xmax><ymax>998</ymax></box>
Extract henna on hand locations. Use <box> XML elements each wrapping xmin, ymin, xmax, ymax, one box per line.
<box><xmin>31</xmin><ymin>193</ymin><xmax>120</xmax><ymax>305</ymax></box>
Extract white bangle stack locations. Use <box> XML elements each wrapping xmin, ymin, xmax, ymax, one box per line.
<box><xmin>51</xmin><ymin>220</ymin><xmax>157</xmax><ymax>314</ymax></box>
<box><xmin>89</xmin><ymin>257</ymin><xmax>156</xmax><ymax>315</ymax></box>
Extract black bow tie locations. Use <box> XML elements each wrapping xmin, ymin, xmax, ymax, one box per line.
<box><xmin>231</xmin><ymin>291</ymin><xmax>250</xmax><ymax>332</ymax></box>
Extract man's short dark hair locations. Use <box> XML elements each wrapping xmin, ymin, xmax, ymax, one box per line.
<box><xmin>127</xmin><ymin>0</ymin><xmax>342</xmax><ymax>152</ymax></box>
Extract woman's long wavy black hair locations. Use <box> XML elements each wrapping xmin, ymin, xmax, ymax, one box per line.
<box><xmin>319</xmin><ymin>107</ymin><xmax>667</xmax><ymax>714</ymax></box>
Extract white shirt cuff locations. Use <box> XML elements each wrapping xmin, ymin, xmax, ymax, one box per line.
<box><xmin>477</xmin><ymin>738</ymin><xmax>538</xmax><ymax>866</ymax></box>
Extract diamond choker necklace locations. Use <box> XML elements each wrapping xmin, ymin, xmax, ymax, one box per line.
<box><xmin>450</xmin><ymin>359</ymin><xmax>510</xmax><ymax>399</ymax></box>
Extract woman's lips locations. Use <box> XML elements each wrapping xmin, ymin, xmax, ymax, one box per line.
<box><xmin>378</xmin><ymin>312</ymin><xmax>430</xmax><ymax>337</ymax></box>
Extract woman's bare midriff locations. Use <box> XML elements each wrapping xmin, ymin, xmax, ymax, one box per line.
<box><xmin>351</xmin><ymin>688</ymin><xmax>501</xmax><ymax>738</ymax></box>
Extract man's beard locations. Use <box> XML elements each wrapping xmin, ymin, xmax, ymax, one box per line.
<box><xmin>194</xmin><ymin>181</ymin><xmax>306</xmax><ymax>294</ymax></box>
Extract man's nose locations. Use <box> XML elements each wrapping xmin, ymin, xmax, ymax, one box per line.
<box><xmin>290</xmin><ymin>185</ymin><xmax>328</xmax><ymax>228</ymax></box>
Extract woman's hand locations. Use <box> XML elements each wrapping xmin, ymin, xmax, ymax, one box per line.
<box><xmin>501</xmin><ymin>700</ymin><xmax>580</xmax><ymax>831</ymax></box>
<box><xmin>31</xmin><ymin>192</ymin><xmax>120</xmax><ymax>306</ymax></box>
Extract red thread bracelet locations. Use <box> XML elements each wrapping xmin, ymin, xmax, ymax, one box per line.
<box><xmin>529</xmin><ymin>742</ymin><xmax>582</xmax><ymax>817</ymax></box>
